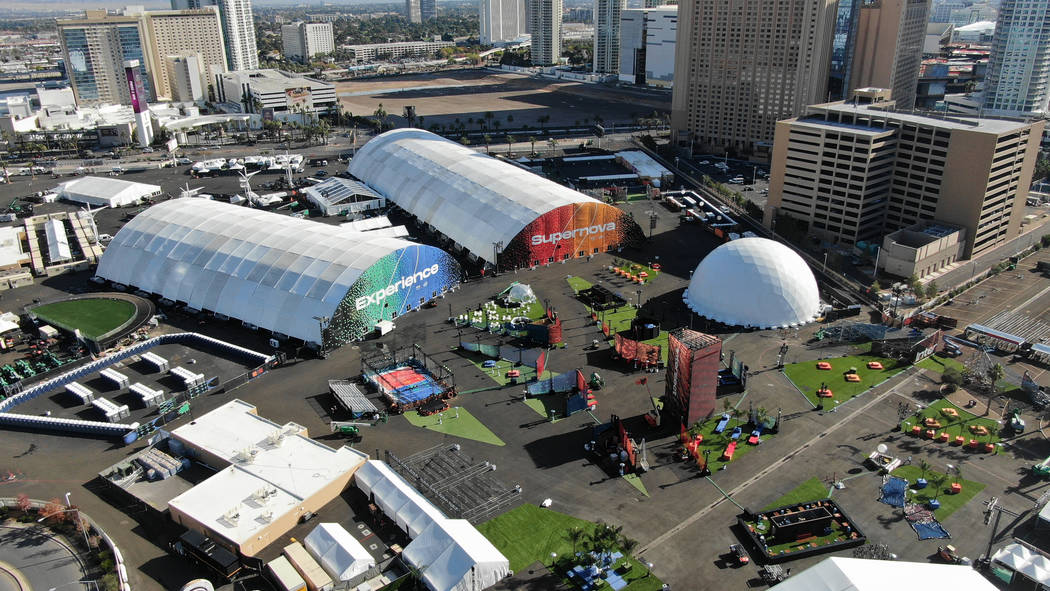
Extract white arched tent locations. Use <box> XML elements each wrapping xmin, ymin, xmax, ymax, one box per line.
<box><xmin>403</xmin><ymin>519</ymin><xmax>510</xmax><ymax>591</ymax></box>
<box><xmin>303</xmin><ymin>523</ymin><xmax>375</xmax><ymax>582</ymax></box>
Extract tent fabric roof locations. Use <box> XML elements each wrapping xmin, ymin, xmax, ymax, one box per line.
<box><xmin>348</xmin><ymin>128</ymin><xmax>601</xmax><ymax>264</ymax></box>
<box><xmin>403</xmin><ymin>519</ymin><xmax>510</xmax><ymax>591</ymax></box>
<box><xmin>304</xmin><ymin>522</ymin><xmax>375</xmax><ymax>582</ymax></box>
<box><xmin>994</xmin><ymin>544</ymin><xmax>1050</xmax><ymax>586</ymax></box>
<box><xmin>773</xmin><ymin>557</ymin><xmax>998</xmax><ymax>591</ymax></box>
<box><xmin>354</xmin><ymin>460</ymin><xmax>444</xmax><ymax>537</ymax></box>
<box><xmin>57</xmin><ymin>176</ymin><xmax>161</xmax><ymax>207</ymax></box>
<box><xmin>95</xmin><ymin>198</ymin><xmax>420</xmax><ymax>344</ymax></box>
<box><xmin>685</xmin><ymin>237</ymin><xmax>821</xmax><ymax>328</ymax></box>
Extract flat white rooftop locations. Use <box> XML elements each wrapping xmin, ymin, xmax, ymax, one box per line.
<box><xmin>818</xmin><ymin>102</ymin><xmax>1036</xmax><ymax>135</ymax></box>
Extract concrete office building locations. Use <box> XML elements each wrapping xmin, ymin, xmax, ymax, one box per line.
<box><xmin>670</xmin><ymin>0</ymin><xmax>838</xmax><ymax>155</ymax></box>
<box><xmin>58</xmin><ymin>7</ymin><xmax>227</xmax><ymax>106</ymax></box>
<box><xmin>171</xmin><ymin>0</ymin><xmax>258</xmax><ymax>71</ymax></box>
<box><xmin>530</xmin><ymin>0</ymin><xmax>563</xmax><ymax>65</ymax></box>
<box><xmin>593</xmin><ymin>0</ymin><xmax>625</xmax><ymax>73</ymax></box>
<box><xmin>480</xmin><ymin>0</ymin><xmax>526</xmax><ymax>45</ymax></box>
<box><xmin>618</xmin><ymin>6</ymin><xmax>676</xmax><ymax>87</ymax></box>
<box><xmin>341</xmin><ymin>40</ymin><xmax>455</xmax><ymax>64</ymax></box>
<box><xmin>849</xmin><ymin>0</ymin><xmax>931</xmax><ymax>109</ymax></box>
<box><xmin>167</xmin><ymin>55</ymin><xmax>204</xmax><ymax>102</ymax></box>
<box><xmin>881</xmin><ymin>222</ymin><xmax>966</xmax><ymax>279</ymax></box>
<box><xmin>281</xmin><ymin>21</ymin><xmax>335</xmax><ymax>62</ymax></box>
<box><xmin>764</xmin><ymin>92</ymin><xmax>1045</xmax><ymax>259</ymax></box>
<box><xmin>215</xmin><ymin>69</ymin><xmax>336</xmax><ymax>119</ymax></box>
<box><xmin>983</xmin><ymin>0</ymin><xmax>1050</xmax><ymax>116</ymax></box>
<box><xmin>404</xmin><ymin>0</ymin><xmax>435</xmax><ymax>22</ymax></box>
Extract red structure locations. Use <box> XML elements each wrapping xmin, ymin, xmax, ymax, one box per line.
<box><xmin>666</xmin><ymin>328</ymin><xmax>722</xmax><ymax>426</ymax></box>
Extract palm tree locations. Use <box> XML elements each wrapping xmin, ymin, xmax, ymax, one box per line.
<box><xmin>618</xmin><ymin>535</ymin><xmax>639</xmax><ymax>558</ymax></box>
<box><xmin>547</xmin><ymin>137</ymin><xmax>559</xmax><ymax>154</ymax></box>
<box><xmin>567</xmin><ymin>527</ymin><xmax>585</xmax><ymax>555</ymax></box>
<box><xmin>506</xmin><ymin>134</ymin><xmax>516</xmax><ymax>154</ymax></box>
<box><xmin>373</xmin><ymin>103</ymin><xmax>387</xmax><ymax>131</ymax></box>
<box><xmin>988</xmin><ymin>363</ymin><xmax>1005</xmax><ymax>392</ymax></box>
<box><xmin>459</xmin><ymin>135</ymin><xmax>470</xmax><ymax>146</ymax></box>
<box><xmin>528</xmin><ymin>136</ymin><xmax>537</xmax><ymax>156</ymax></box>
<box><xmin>483</xmin><ymin>134</ymin><xmax>491</xmax><ymax>153</ymax></box>
<box><xmin>931</xmin><ymin>474</ymin><xmax>949</xmax><ymax>500</ymax></box>
<box><xmin>918</xmin><ymin>459</ymin><xmax>930</xmax><ymax>481</ymax></box>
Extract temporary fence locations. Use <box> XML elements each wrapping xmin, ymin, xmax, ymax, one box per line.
<box><xmin>527</xmin><ymin>369</ymin><xmax>587</xmax><ymax>396</ymax></box>
<box><xmin>613</xmin><ymin>334</ymin><xmax>661</xmax><ymax>365</ymax></box>
<box><xmin>459</xmin><ymin>341</ymin><xmax>546</xmax><ymax>378</ymax></box>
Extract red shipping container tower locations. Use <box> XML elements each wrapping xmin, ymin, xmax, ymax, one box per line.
<box><xmin>666</xmin><ymin>328</ymin><xmax>722</xmax><ymax>426</ymax></box>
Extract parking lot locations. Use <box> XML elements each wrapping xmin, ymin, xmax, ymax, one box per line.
<box><xmin>674</xmin><ymin>154</ymin><xmax>771</xmax><ymax>207</ymax></box>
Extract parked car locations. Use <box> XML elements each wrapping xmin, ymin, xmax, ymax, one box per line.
<box><xmin>316</xmin><ymin>170</ymin><xmax>329</xmax><ymax>178</ymax></box>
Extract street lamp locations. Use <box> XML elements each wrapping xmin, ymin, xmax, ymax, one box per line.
<box><xmin>38</xmin><ymin>507</ymin><xmax>90</xmax><ymax>549</ymax></box>
<box><xmin>822</xmin><ymin>252</ymin><xmax>828</xmax><ymax>274</ymax></box>
<box><xmin>645</xmin><ymin>561</ymin><xmax>654</xmax><ymax>578</ymax></box>
<box><xmin>312</xmin><ymin>315</ymin><xmax>330</xmax><ymax>357</ymax></box>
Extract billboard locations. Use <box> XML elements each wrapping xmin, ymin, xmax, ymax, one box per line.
<box><xmin>503</xmin><ymin>202</ymin><xmax>644</xmax><ymax>268</ymax></box>
<box><xmin>124</xmin><ymin>64</ymin><xmax>148</xmax><ymax>114</ymax></box>
<box><xmin>286</xmin><ymin>87</ymin><xmax>312</xmax><ymax>110</ymax></box>
<box><xmin>327</xmin><ymin>245</ymin><xmax>460</xmax><ymax>346</ymax></box>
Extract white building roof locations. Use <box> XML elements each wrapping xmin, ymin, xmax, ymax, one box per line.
<box><xmin>993</xmin><ymin>543</ymin><xmax>1050</xmax><ymax>587</ymax></box>
<box><xmin>355</xmin><ymin>460</ymin><xmax>445</xmax><ymax>538</ymax></box>
<box><xmin>57</xmin><ymin>176</ymin><xmax>161</xmax><ymax>208</ymax></box>
<box><xmin>95</xmin><ymin>198</ymin><xmax>457</xmax><ymax>345</ymax></box>
<box><xmin>615</xmin><ymin>150</ymin><xmax>672</xmax><ymax>182</ymax></box>
<box><xmin>304</xmin><ymin>523</ymin><xmax>376</xmax><ymax>582</ymax></box>
<box><xmin>340</xmin><ymin>216</ymin><xmax>393</xmax><ymax>232</ymax></box>
<box><xmin>403</xmin><ymin>519</ymin><xmax>510</xmax><ymax>591</ymax></box>
<box><xmin>685</xmin><ymin>237</ymin><xmax>821</xmax><ymax>328</ymax></box>
<box><xmin>303</xmin><ymin>177</ymin><xmax>383</xmax><ymax>215</ymax></box>
<box><xmin>773</xmin><ymin>557</ymin><xmax>997</xmax><ymax>591</ymax></box>
<box><xmin>955</xmin><ymin>20</ymin><xmax>995</xmax><ymax>32</ymax></box>
<box><xmin>0</xmin><ymin>226</ymin><xmax>29</xmax><ymax>268</ymax></box>
<box><xmin>348</xmin><ymin>128</ymin><xmax>603</xmax><ymax>264</ymax></box>
<box><xmin>169</xmin><ymin>400</ymin><xmax>367</xmax><ymax>548</ymax></box>
<box><xmin>44</xmin><ymin>219</ymin><xmax>71</xmax><ymax>264</ymax></box>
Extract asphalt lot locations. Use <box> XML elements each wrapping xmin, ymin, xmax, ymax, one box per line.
<box><xmin>0</xmin><ymin>145</ymin><xmax>1049</xmax><ymax>591</ymax></box>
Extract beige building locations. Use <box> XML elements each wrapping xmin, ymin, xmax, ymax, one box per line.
<box><xmin>850</xmin><ymin>0</ymin><xmax>931</xmax><ymax>109</ymax></box>
<box><xmin>881</xmin><ymin>222</ymin><xmax>965</xmax><ymax>279</ymax></box>
<box><xmin>670</xmin><ymin>0</ymin><xmax>838</xmax><ymax>155</ymax></box>
<box><xmin>167</xmin><ymin>399</ymin><xmax>367</xmax><ymax>556</ymax></box>
<box><xmin>144</xmin><ymin>8</ymin><xmax>228</xmax><ymax>101</ymax></box>
<box><xmin>530</xmin><ymin>0</ymin><xmax>563</xmax><ymax>65</ymax></box>
<box><xmin>764</xmin><ymin>92</ymin><xmax>1045</xmax><ymax>260</ymax></box>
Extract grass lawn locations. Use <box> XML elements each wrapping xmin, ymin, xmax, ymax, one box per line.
<box><xmin>459</xmin><ymin>351</ymin><xmax>554</xmax><ymax>386</ymax></box>
<box><xmin>596</xmin><ymin>305</ymin><xmax>669</xmax><ymax>364</ymax></box>
<box><xmin>761</xmin><ymin>477</ymin><xmax>830</xmax><ymax>511</ymax></box>
<box><xmin>755</xmin><ymin>517</ymin><xmax>852</xmax><ymax>557</ymax></box>
<box><xmin>524</xmin><ymin>395</ymin><xmax>564</xmax><ymax>421</ymax></box>
<box><xmin>567</xmin><ymin>275</ymin><xmax>594</xmax><ymax>293</ymax></box>
<box><xmin>916</xmin><ymin>355</ymin><xmax>967</xmax><ymax>376</ymax></box>
<box><xmin>478</xmin><ymin>504</ymin><xmax>665</xmax><ymax>591</ymax></box>
<box><xmin>890</xmin><ymin>464</ymin><xmax>986</xmax><ymax>521</ymax></box>
<box><xmin>403</xmin><ymin>406</ymin><xmax>505</xmax><ymax>446</ymax></box>
<box><xmin>899</xmin><ymin>399</ymin><xmax>1001</xmax><ymax>449</ymax></box>
<box><xmin>32</xmin><ymin>298</ymin><xmax>136</xmax><ymax>339</ymax></box>
<box><xmin>783</xmin><ymin>354</ymin><xmax>906</xmax><ymax>406</ymax></box>
<box><xmin>685</xmin><ymin>414</ymin><xmax>772</xmax><ymax>472</ymax></box>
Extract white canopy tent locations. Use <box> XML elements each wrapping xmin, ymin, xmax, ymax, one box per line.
<box><xmin>403</xmin><ymin>519</ymin><xmax>510</xmax><ymax>591</ymax></box>
<box><xmin>354</xmin><ymin>460</ymin><xmax>444</xmax><ymax>537</ymax></box>
<box><xmin>303</xmin><ymin>523</ymin><xmax>376</xmax><ymax>582</ymax></box>
<box><xmin>772</xmin><ymin>557</ymin><xmax>997</xmax><ymax>591</ymax></box>
<box><xmin>993</xmin><ymin>543</ymin><xmax>1050</xmax><ymax>588</ymax></box>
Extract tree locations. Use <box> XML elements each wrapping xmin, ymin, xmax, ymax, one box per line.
<box><xmin>483</xmin><ymin>134</ymin><xmax>491</xmax><ymax>153</ymax></box>
<box><xmin>988</xmin><ymin>363</ymin><xmax>1005</xmax><ymax>390</ymax></box>
<box><xmin>372</xmin><ymin>103</ymin><xmax>388</xmax><ymax>131</ymax></box>
<box><xmin>918</xmin><ymin>459</ymin><xmax>930</xmax><ymax>481</ymax></box>
<box><xmin>506</xmin><ymin>133</ymin><xmax>516</xmax><ymax>154</ymax></box>
<box><xmin>871</xmin><ymin>280</ymin><xmax>881</xmax><ymax>293</ymax></box>
<box><xmin>41</xmin><ymin>498</ymin><xmax>66</xmax><ymax>522</ymax></box>
<box><xmin>908</xmin><ymin>274</ymin><xmax>923</xmax><ymax>296</ymax></box>
<box><xmin>459</xmin><ymin>135</ymin><xmax>470</xmax><ymax>146</ymax></box>
<box><xmin>538</xmin><ymin>114</ymin><xmax>550</xmax><ymax>130</ymax></box>
<box><xmin>931</xmin><ymin>474</ymin><xmax>949</xmax><ymax>500</ymax></box>
<box><xmin>566</xmin><ymin>526</ymin><xmax>585</xmax><ymax>555</ymax></box>
<box><xmin>16</xmin><ymin>493</ymin><xmax>30</xmax><ymax>514</ymax></box>
<box><xmin>547</xmin><ymin>137</ymin><xmax>559</xmax><ymax>154</ymax></box>
<box><xmin>528</xmin><ymin>136</ymin><xmax>537</xmax><ymax>156</ymax></box>
<box><xmin>925</xmin><ymin>281</ymin><xmax>938</xmax><ymax>300</ymax></box>
<box><xmin>618</xmin><ymin>535</ymin><xmax>639</xmax><ymax>557</ymax></box>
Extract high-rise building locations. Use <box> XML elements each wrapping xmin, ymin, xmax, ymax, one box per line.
<box><xmin>421</xmin><ymin>0</ymin><xmax>437</xmax><ymax>20</ymax></box>
<box><xmin>618</xmin><ymin>6</ymin><xmax>676</xmax><ymax>87</ymax></box>
<box><xmin>983</xmin><ymin>0</ymin><xmax>1050</xmax><ymax>116</ymax></box>
<box><xmin>171</xmin><ymin>0</ymin><xmax>258</xmax><ymax>71</ymax></box>
<box><xmin>828</xmin><ymin>0</ymin><xmax>862</xmax><ymax>101</ymax></box>
<box><xmin>59</xmin><ymin>7</ymin><xmax>227</xmax><ymax>105</ymax></box>
<box><xmin>764</xmin><ymin>91</ymin><xmax>1045</xmax><ymax>259</ymax></box>
<box><xmin>670</xmin><ymin>0</ymin><xmax>838</xmax><ymax>156</ymax></box>
<box><xmin>281</xmin><ymin>21</ymin><xmax>335</xmax><ymax>62</ymax></box>
<box><xmin>480</xmin><ymin>0</ymin><xmax>526</xmax><ymax>45</ymax></box>
<box><xmin>530</xmin><ymin>0</ymin><xmax>562</xmax><ymax>65</ymax></box>
<box><xmin>405</xmin><ymin>0</ymin><xmax>422</xmax><ymax>23</ymax></box>
<box><xmin>58</xmin><ymin>10</ymin><xmax>153</xmax><ymax>106</ymax></box>
<box><xmin>593</xmin><ymin>0</ymin><xmax>625</xmax><ymax>73</ymax></box>
<box><xmin>930</xmin><ymin>0</ymin><xmax>964</xmax><ymax>22</ymax></box>
<box><xmin>167</xmin><ymin>54</ymin><xmax>205</xmax><ymax>102</ymax></box>
<box><xmin>849</xmin><ymin>0</ymin><xmax>931</xmax><ymax>110</ymax></box>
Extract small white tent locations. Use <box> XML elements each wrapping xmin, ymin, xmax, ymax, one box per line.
<box><xmin>773</xmin><ymin>557</ymin><xmax>997</xmax><ymax>591</ymax></box>
<box><xmin>304</xmin><ymin>523</ymin><xmax>376</xmax><ymax>582</ymax></box>
<box><xmin>403</xmin><ymin>519</ymin><xmax>509</xmax><ymax>591</ymax></box>
<box><xmin>505</xmin><ymin>283</ymin><xmax>536</xmax><ymax>304</ymax></box>
<box><xmin>355</xmin><ymin>460</ymin><xmax>445</xmax><ymax>537</ymax></box>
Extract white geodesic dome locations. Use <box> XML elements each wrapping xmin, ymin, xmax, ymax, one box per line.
<box><xmin>506</xmin><ymin>283</ymin><xmax>536</xmax><ymax>304</ymax></box>
<box><xmin>684</xmin><ymin>237</ymin><xmax>820</xmax><ymax>328</ymax></box>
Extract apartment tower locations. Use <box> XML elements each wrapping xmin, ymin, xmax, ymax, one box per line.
<box><xmin>281</xmin><ymin>21</ymin><xmax>335</xmax><ymax>63</ymax></box>
<box><xmin>764</xmin><ymin>92</ymin><xmax>1044</xmax><ymax>259</ymax></box>
<box><xmin>849</xmin><ymin>0</ymin><xmax>931</xmax><ymax>109</ymax></box>
<box><xmin>671</xmin><ymin>0</ymin><xmax>839</xmax><ymax>155</ymax></box>
<box><xmin>171</xmin><ymin>0</ymin><xmax>258</xmax><ymax>71</ymax></box>
<box><xmin>480</xmin><ymin>0</ymin><xmax>526</xmax><ymax>45</ymax></box>
<box><xmin>593</xmin><ymin>0</ymin><xmax>626</xmax><ymax>73</ymax></box>
<box><xmin>983</xmin><ymin>0</ymin><xmax>1050</xmax><ymax>116</ymax></box>
<box><xmin>530</xmin><ymin>0</ymin><xmax>562</xmax><ymax>65</ymax></box>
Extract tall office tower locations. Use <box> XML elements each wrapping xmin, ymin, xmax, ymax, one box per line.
<box><xmin>593</xmin><ymin>0</ymin><xmax>625</xmax><ymax>73</ymax></box>
<box><xmin>420</xmin><ymin>0</ymin><xmax>437</xmax><ymax>20</ymax></box>
<box><xmin>405</xmin><ymin>0</ymin><xmax>422</xmax><ymax>23</ymax></box>
<box><xmin>58</xmin><ymin>10</ymin><xmax>153</xmax><ymax>106</ymax></box>
<box><xmin>983</xmin><ymin>0</ymin><xmax>1050</xmax><ymax>116</ymax></box>
<box><xmin>171</xmin><ymin>0</ymin><xmax>258</xmax><ymax>71</ymax></box>
<box><xmin>670</xmin><ymin>0</ymin><xmax>838</xmax><ymax>156</ymax></box>
<box><xmin>929</xmin><ymin>0</ymin><xmax>964</xmax><ymax>22</ymax></box>
<box><xmin>144</xmin><ymin>8</ymin><xmax>227</xmax><ymax>101</ymax></box>
<box><xmin>281</xmin><ymin>21</ymin><xmax>335</xmax><ymax>62</ymax></box>
<box><xmin>828</xmin><ymin>0</ymin><xmax>862</xmax><ymax>101</ymax></box>
<box><xmin>849</xmin><ymin>0</ymin><xmax>931</xmax><ymax>109</ymax></box>
<box><xmin>523</xmin><ymin>0</ymin><xmax>533</xmax><ymax>33</ymax></box>
<box><xmin>480</xmin><ymin>0</ymin><xmax>526</xmax><ymax>45</ymax></box>
<box><xmin>643</xmin><ymin>0</ymin><xmax>663</xmax><ymax>6</ymax></box>
<box><xmin>618</xmin><ymin>6</ymin><xmax>676</xmax><ymax>87</ymax></box>
<box><xmin>764</xmin><ymin>91</ymin><xmax>1045</xmax><ymax>259</ymax></box>
<box><xmin>530</xmin><ymin>0</ymin><xmax>562</xmax><ymax>65</ymax></box>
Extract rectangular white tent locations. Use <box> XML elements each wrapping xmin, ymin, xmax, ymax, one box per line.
<box><xmin>403</xmin><ymin>519</ymin><xmax>509</xmax><ymax>591</ymax></box>
<box><xmin>304</xmin><ymin>523</ymin><xmax>375</xmax><ymax>582</ymax></box>
<box><xmin>993</xmin><ymin>543</ymin><xmax>1050</xmax><ymax>588</ymax></box>
<box><xmin>355</xmin><ymin>460</ymin><xmax>445</xmax><ymax>538</ymax></box>
<box><xmin>772</xmin><ymin>556</ymin><xmax>997</xmax><ymax>591</ymax></box>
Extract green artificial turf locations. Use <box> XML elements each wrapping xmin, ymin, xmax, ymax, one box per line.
<box><xmin>567</xmin><ymin>275</ymin><xmax>594</xmax><ymax>293</ymax></box>
<box><xmin>683</xmin><ymin>413</ymin><xmax>772</xmax><ymax>472</ymax></box>
<box><xmin>403</xmin><ymin>406</ymin><xmax>505</xmax><ymax>446</ymax></box>
<box><xmin>524</xmin><ymin>395</ymin><xmax>564</xmax><ymax>421</ymax></box>
<box><xmin>899</xmin><ymin>399</ymin><xmax>1001</xmax><ymax>448</ymax></box>
<box><xmin>890</xmin><ymin>464</ymin><xmax>986</xmax><ymax>521</ymax></box>
<box><xmin>761</xmin><ymin>477</ymin><xmax>830</xmax><ymax>511</ymax></box>
<box><xmin>783</xmin><ymin>354</ymin><xmax>906</xmax><ymax>406</ymax></box>
<box><xmin>461</xmin><ymin>352</ymin><xmax>553</xmax><ymax>386</ymax></box>
<box><xmin>916</xmin><ymin>355</ymin><xmax>967</xmax><ymax>376</ymax></box>
<box><xmin>32</xmin><ymin>298</ymin><xmax>136</xmax><ymax>339</ymax></box>
<box><xmin>622</xmin><ymin>473</ymin><xmax>649</xmax><ymax>497</ymax></box>
<box><xmin>594</xmin><ymin>305</ymin><xmax>669</xmax><ymax>364</ymax></box>
<box><xmin>477</xmin><ymin>504</ymin><xmax>665</xmax><ymax>591</ymax></box>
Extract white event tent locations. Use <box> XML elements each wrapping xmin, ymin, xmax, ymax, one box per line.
<box><xmin>304</xmin><ymin>523</ymin><xmax>376</xmax><ymax>582</ymax></box>
<box><xmin>403</xmin><ymin>519</ymin><xmax>510</xmax><ymax>591</ymax></box>
<box><xmin>773</xmin><ymin>557</ymin><xmax>997</xmax><ymax>591</ymax></box>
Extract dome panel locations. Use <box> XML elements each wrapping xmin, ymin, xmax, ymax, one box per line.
<box><xmin>685</xmin><ymin>238</ymin><xmax>820</xmax><ymax>328</ymax></box>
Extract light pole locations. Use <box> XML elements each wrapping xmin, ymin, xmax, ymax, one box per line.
<box><xmin>38</xmin><ymin>506</ymin><xmax>90</xmax><ymax>549</ymax></box>
<box><xmin>636</xmin><ymin>289</ymin><xmax>643</xmax><ymax>308</ymax></box>
<box><xmin>645</xmin><ymin>561</ymin><xmax>654</xmax><ymax>578</ymax></box>
<box><xmin>312</xmin><ymin>315</ymin><xmax>330</xmax><ymax>357</ymax></box>
<box><xmin>822</xmin><ymin>252</ymin><xmax>828</xmax><ymax>274</ymax></box>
